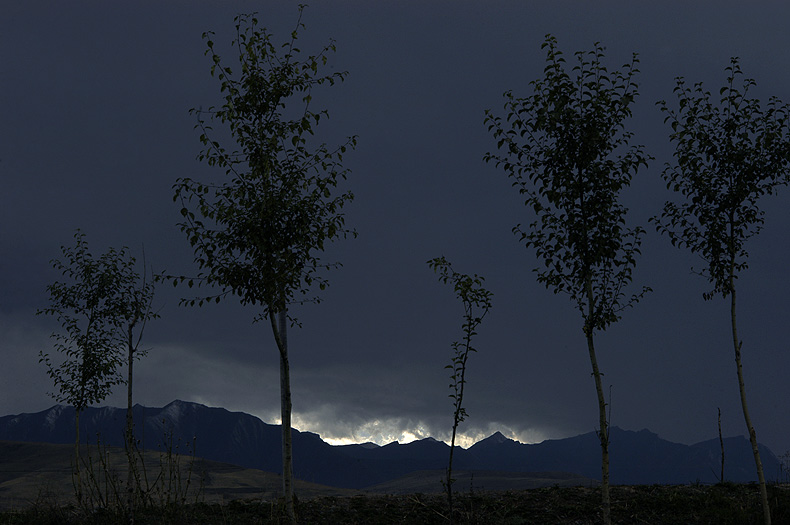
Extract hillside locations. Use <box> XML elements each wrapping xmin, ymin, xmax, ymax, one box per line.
<box><xmin>0</xmin><ymin>440</ymin><xmax>358</xmax><ymax>509</ymax></box>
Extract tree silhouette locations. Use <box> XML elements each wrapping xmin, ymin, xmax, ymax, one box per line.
<box><xmin>172</xmin><ymin>9</ymin><xmax>356</xmax><ymax>522</ymax></box>
<box><xmin>116</xmin><ymin>251</ymin><xmax>158</xmax><ymax>519</ymax></box>
<box><xmin>38</xmin><ymin>231</ymin><xmax>131</xmax><ymax>503</ymax></box>
<box><xmin>653</xmin><ymin>58</ymin><xmax>790</xmax><ymax>525</ymax></box>
<box><xmin>484</xmin><ymin>35</ymin><xmax>650</xmax><ymax>525</ymax></box>
<box><xmin>428</xmin><ymin>256</ymin><xmax>492</xmax><ymax>524</ymax></box>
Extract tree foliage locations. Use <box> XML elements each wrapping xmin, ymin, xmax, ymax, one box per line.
<box><xmin>484</xmin><ymin>35</ymin><xmax>650</xmax><ymax>335</ymax></box>
<box><xmin>173</xmin><ymin>9</ymin><xmax>357</xmax><ymax>320</ymax></box>
<box><xmin>428</xmin><ymin>257</ymin><xmax>492</xmax><ymax>427</ymax></box>
<box><xmin>38</xmin><ymin>231</ymin><xmax>130</xmax><ymax>411</ymax></box>
<box><xmin>653</xmin><ymin>58</ymin><xmax>790</xmax><ymax>299</ymax></box>
<box><xmin>38</xmin><ymin>231</ymin><xmax>157</xmax><ymax>507</ymax></box>
<box><xmin>117</xmin><ymin>252</ymin><xmax>158</xmax><ymax>348</ymax></box>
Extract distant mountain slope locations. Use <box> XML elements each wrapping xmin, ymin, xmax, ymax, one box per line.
<box><xmin>0</xmin><ymin>400</ymin><xmax>780</xmax><ymax>489</ymax></box>
<box><xmin>464</xmin><ymin>427</ymin><xmax>781</xmax><ymax>485</ymax></box>
<box><xmin>0</xmin><ymin>440</ymin><xmax>358</xmax><ymax>509</ymax></box>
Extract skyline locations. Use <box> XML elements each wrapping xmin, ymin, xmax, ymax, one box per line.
<box><xmin>2</xmin><ymin>2</ymin><xmax>790</xmax><ymax>456</ymax></box>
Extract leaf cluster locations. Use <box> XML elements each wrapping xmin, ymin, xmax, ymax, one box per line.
<box><xmin>172</xmin><ymin>8</ymin><xmax>357</xmax><ymax>319</ymax></box>
<box><xmin>37</xmin><ymin>231</ymin><xmax>158</xmax><ymax>410</ymax></box>
<box><xmin>483</xmin><ymin>35</ymin><xmax>650</xmax><ymax>333</ymax></box>
<box><xmin>652</xmin><ymin>58</ymin><xmax>790</xmax><ymax>299</ymax></box>
<box><xmin>428</xmin><ymin>257</ymin><xmax>493</xmax><ymax>423</ymax></box>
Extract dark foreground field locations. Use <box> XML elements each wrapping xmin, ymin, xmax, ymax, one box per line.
<box><xmin>2</xmin><ymin>483</ymin><xmax>790</xmax><ymax>525</ymax></box>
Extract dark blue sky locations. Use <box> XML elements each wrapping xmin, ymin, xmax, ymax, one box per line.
<box><xmin>2</xmin><ymin>2</ymin><xmax>789</xmax><ymax>456</ymax></box>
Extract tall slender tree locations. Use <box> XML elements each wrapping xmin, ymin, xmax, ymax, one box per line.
<box><xmin>653</xmin><ymin>58</ymin><xmax>790</xmax><ymax>525</ymax></box>
<box><xmin>116</xmin><ymin>252</ymin><xmax>158</xmax><ymax>522</ymax></box>
<box><xmin>484</xmin><ymin>35</ymin><xmax>650</xmax><ymax>525</ymax></box>
<box><xmin>173</xmin><ymin>9</ymin><xmax>356</xmax><ymax>523</ymax></box>
<box><xmin>38</xmin><ymin>231</ymin><xmax>129</xmax><ymax>504</ymax></box>
<box><xmin>428</xmin><ymin>256</ymin><xmax>492</xmax><ymax>524</ymax></box>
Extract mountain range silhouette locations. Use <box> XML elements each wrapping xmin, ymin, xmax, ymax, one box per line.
<box><xmin>0</xmin><ymin>400</ymin><xmax>780</xmax><ymax>489</ymax></box>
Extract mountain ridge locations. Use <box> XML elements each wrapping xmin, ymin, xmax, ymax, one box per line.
<box><xmin>0</xmin><ymin>399</ymin><xmax>780</xmax><ymax>489</ymax></box>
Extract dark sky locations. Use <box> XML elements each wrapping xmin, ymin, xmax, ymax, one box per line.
<box><xmin>2</xmin><ymin>2</ymin><xmax>789</xmax><ymax>454</ymax></box>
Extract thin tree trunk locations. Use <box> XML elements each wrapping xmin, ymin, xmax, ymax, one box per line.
<box><xmin>718</xmin><ymin>407</ymin><xmax>724</xmax><ymax>483</ymax></box>
<box><xmin>447</xmin><ymin>352</ymin><xmax>470</xmax><ymax>524</ymax></box>
<box><xmin>730</xmin><ymin>283</ymin><xmax>771</xmax><ymax>525</ymax></box>
<box><xmin>126</xmin><ymin>325</ymin><xmax>135</xmax><ymax>524</ymax></box>
<box><xmin>586</xmin><ymin>330</ymin><xmax>611</xmax><ymax>525</ymax></box>
<box><xmin>585</xmin><ymin>280</ymin><xmax>610</xmax><ymax>525</ymax></box>
<box><xmin>75</xmin><ymin>408</ymin><xmax>82</xmax><ymax>504</ymax></box>
<box><xmin>271</xmin><ymin>309</ymin><xmax>296</xmax><ymax>524</ymax></box>
<box><xmin>447</xmin><ymin>417</ymin><xmax>458</xmax><ymax>525</ymax></box>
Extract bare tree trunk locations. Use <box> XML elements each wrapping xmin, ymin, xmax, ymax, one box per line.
<box><xmin>718</xmin><ymin>407</ymin><xmax>724</xmax><ymax>483</ymax></box>
<box><xmin>447</xmin><ymin>422</ymin><xmax>458</xmax><ymax>525</ymax></box>
<box><xmin>271</xmin><ymin>309</ymin><xmax>296</xmax><ymax>524</ymax></box>
<box><xmin>586</xmin><ymin>330</ymin><xmax>611</xmax><ymax>525</ymax></box>
<box><xmin>75</xmin><ymin>408</ymin><xmax>82</xmax><ymax>505</ymax></box>
<box><xmin>126</xmin><ymin>326</ymin><xmax>135</xmax><ymax>524</ymax></box>
<box><xmin>447</xmin><ymin>354</ymin><xmax>469</xmax><ymax>525</ymax></box>
<box><xmin>585</xmin><ymin>281</ymin><xmax>610</xmax><ymax>525</ymax></box>
<box><xmin>730</xmin><ymin>284</ymin><xmax>771</xmax><ymax>524</ymax></box>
